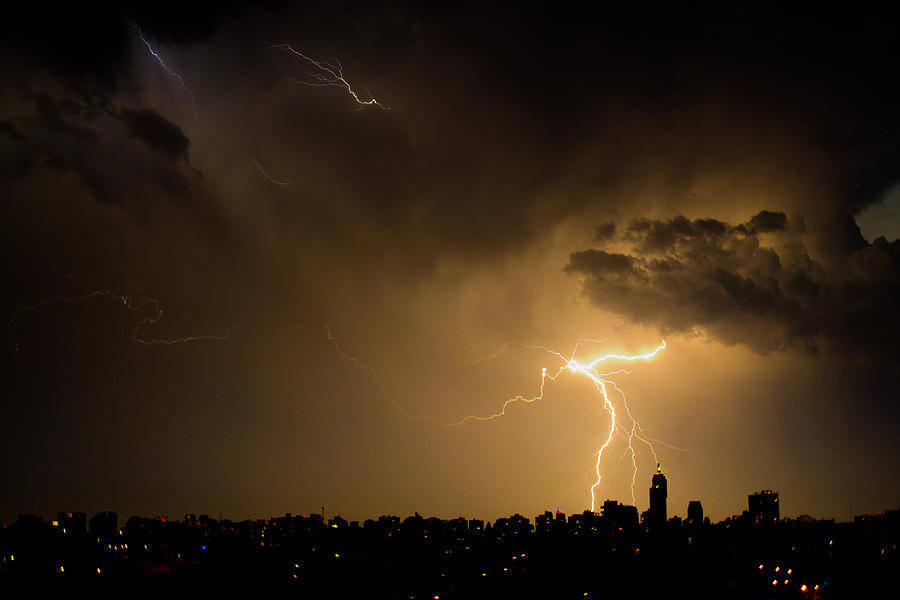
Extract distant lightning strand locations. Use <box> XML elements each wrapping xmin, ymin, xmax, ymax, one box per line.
<box><xmin>135</xmin><ymin>26</ymin><xmax>196</xmax><ymax>108</ymax></box>
<box><xmin>8</xmin><ymin>290</ymin><xmax>252</xmax><ymax>351</ymax></box>
<box><xmin>326</xmin><ymin>326</ymin><xmax>667</xmax><ymax>511</ymax></box>
<box><xmin>450</xmin><ymin>341</ymin><xmax>566</xmax><ymax>392</ymax></box>
<box><xmin>644</xmin><ymin>438</ymin><xmax>692</xmax><ymax>453</ymax></box>
<box><xmin>271</xmin><ymin>43</ymin><xmax>389</xmax><ymax>110</ymax></box>
<box><xmin>325</xmin><ymin>325</ymin><xmax>444</xmax><ymax>424</ymax></box>
<box><xmin>135</xmin><ymin>25</ymin><xmax>295</xmax><ymax>187</ymax></box>
<box><xmin>245</xmin><ymin>156</ymin><xmax>295</xmax><ymax>186</ymax></box>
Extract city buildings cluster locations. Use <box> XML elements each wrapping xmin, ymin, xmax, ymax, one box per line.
<box><xmin>1</xmin><ymin>471</ymin><xmax>896</xmax><ymax>598</ymax></box>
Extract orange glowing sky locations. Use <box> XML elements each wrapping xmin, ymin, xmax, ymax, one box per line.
<box><xmin>1</xmin><ymin>2</ymin><xmax>898</xmax><ymax>524</ymax></box>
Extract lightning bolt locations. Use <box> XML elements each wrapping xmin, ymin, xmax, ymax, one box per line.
<box><xmin>271</xmin><ymin>44</ymin><xmax>389</xmax><ymax>110</ymax></box>
<box><xmin>610</xmin><ymin>379</ymin><xmax>659</xmax><ymax>506</ymax></box>
<box><xmin>558</xmin><ymin>342</ymin><xmax>666</xmax><ymax>510</ymax></box>
<box><xmin>326</xmin><ymin>327</ymin><xmax>666</xmax><ymax>511</ymax></box>
<box><xmin>135</xmin><ymin>25</ymin><xmax>297</xmax><ymax>187</ymax></box>
<box><xmin>8</xmin><ymin>290</ymin><xmax>253</xmax><ymax>352</ymax></box>
<box><xmin>135</xmin><ymin>26</ymin><xmax>196</xmax><ymax>109</ymax></box>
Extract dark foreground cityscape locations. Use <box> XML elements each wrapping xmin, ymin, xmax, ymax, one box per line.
<box><xmin>1</xmin><ymin>468</ymin><xmax>896</xmax><ymax>598</ymax></box>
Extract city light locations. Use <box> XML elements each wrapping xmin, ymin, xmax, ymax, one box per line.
<box><xmin>0</xmin><ymin>507</ymin><xmax>893</xmax><ymax>592</ymax></box>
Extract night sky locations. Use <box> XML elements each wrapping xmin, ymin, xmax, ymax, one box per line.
<box><xmin>2</xmin><ymin>2</ymin><xmax>899</xmax><ymax>524</ymax></box>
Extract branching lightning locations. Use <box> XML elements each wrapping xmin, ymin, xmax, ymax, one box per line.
<box><xmin>271</xmin><ymin>44</ymin><xmax>389</xmax><ymax>110</ymax></box>
<box><xmin>327</xmin><ymin>327</ymin><xmax>667</xmax><ymax>511</ymax></box>
<box><xmin>8</xmin><ymin>290</ymin><xmax>253</xmax><ymax>352</ymax></box>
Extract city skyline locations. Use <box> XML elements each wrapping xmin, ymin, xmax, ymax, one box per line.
<box><xmin>1</xmin><ymin>464</ymin><xmax>885</xmax><ymax>526</ymax></box>
<box><xmin>8</xmin><ymin>490</ymin><xmax>893</xmax><ymax>596</ymax></box>
<box><xmin>8</xmin><ymin>477</ymin><xmax>883</xmax><ymax>533</ymax></box>
<box><xmin>2</xmin><ymin>2</ymin><xmax>899</xmax><ymax>526</ymax></box>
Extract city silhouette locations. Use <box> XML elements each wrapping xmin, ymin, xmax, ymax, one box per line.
<box><xmin>2</xmin><ymin>467</ymin><xmax>895</xmax><ymax>598</ymax></box>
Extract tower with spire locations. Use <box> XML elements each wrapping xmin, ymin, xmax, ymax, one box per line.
<box><xmin>649</xmin><ymin>463</ymin><xmax>668</xmax><ymax>528</ymax></box>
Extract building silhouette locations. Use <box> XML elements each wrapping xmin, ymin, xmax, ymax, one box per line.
<box><xmin>687</xmin><ymin>501</ymin><xmax>703</xmax><ymax>527</ymax></box>
<box><xmin>1</xmin><ymin>504</ymin><xmax>896</xmax><ymax>597</ymax></box>
<box><xmin>88</xmin><ymin>511</ymin><xmax>118</xmax><ymax>540</ymax></box>
<box><xmin>648</xmin><ymin>464</ymin><xmax>667</xmax><ymax>528</ymax></box>
<box><xmin>536</xmin><ymin>511</ymin><xmax>553</xmax><ymax>535</ymax></box>
<box><xmin>600</xmin><ymin>500</ymin><xmax>639</xmax><ymax>531</ymax></box>
<box><xmin>748</xmin><ymin>490</ymin><xmax>779</xmax><ymax>524</ymax></box>
<box><xmin>56</xmin><ymin>511</ymin><xmax>86</xmax><ymax>536</ymax></box>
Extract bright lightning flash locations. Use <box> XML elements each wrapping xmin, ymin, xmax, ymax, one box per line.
<box><xmin>327</xmin><ymin>330</ymin><xmax>666</xmax><ymax>511</ymax></box>
<box><xmin>271</xmin><ymin>44</ymin><xmax>389</xmax><ymax>110</ymax></box>
<box><xmin>454</xmin><ymin>340</ymin><xmax>667</xmax><ymax>510</ymax></box>
<box><xmin>8</xmin><ymin>290</ymin><xmax>252</xmax><ymax>351</ymax></box>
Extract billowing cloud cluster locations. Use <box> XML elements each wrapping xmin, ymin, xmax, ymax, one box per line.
<box><xmin>566</xmin><ymin>212</ymin><xmax>899</xmax><ymax>356</ymax></box>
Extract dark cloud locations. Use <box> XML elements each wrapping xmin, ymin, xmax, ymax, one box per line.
<box><xmin>1</xmin><ymin>5</ymin><xmax>130</xmax><ymax>93</ymax></box>
<box><xmin>565</xmin><ymin>250</ymin><xmax>641</xmax><ymax>279</ymax></box>
<box><xmin>626</xmin><ymin>217</ymin><xmax>732</xmax><ymax>254</ymax></box>
<box><xmin>1</xmin><ymin>94</ymin><xmax>197</xmax><ymax>208</ymax></box>
<box><xmin>129</xmin><ymin>1</ymin><xmax>271</xmax><ymax>46</ymax></box>
<box><xmin>566</xmin><ymin>212</ymin><xmax>900</xmax><ymax>357</ymax></box>
<box><xmin>0</xmin><ymin>2</ymin><xmax>277</xmax><ymax>84</ymax></box>
<box><xmin>593</xmin><ymin>223</ymin><xmax>616</xmax><ymax>241</ymax></box>
<box><xmin>2</xmin><ymin>1</ymin><xmax>898</xmax><ymax>269</ymax></box>
<box><xmin>0</xmin><ymin>120</ymin><xmax>26</xmax><ymax>143</ymax></box>
<box><xmin>0</xmin><ymin>120</ymin><xmax>38</xmax><ymax>179</ymax></box>
<box><xmin>119</xmin><ymin>108</ymin><xmax>189</xmax><ymax>161</ymax></box>
<box><xmin>746</xmin><ymin>210</ymin><xmax>787</xmax><ymax>234</ymax></box>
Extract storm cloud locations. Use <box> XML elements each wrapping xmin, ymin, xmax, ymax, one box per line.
<box><xmin>2</xmin><ymin>1</ymin><xmax>899</xmax><ymax>524</ymax></box>
<box><xmin>119</xmin><ymin>108</ymin><xmax>190</xmax><ymax>162</ymax></box>
<box><xmin>566</xmin><ymin>212</ymin><xmax>900</xmax><ymax>356</ymax></box>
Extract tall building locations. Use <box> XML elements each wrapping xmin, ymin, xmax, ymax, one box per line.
<box><xmin>649</xmin><ymin>463</ymin><xmax>667</xmax><ymax>528</ymax></box>
<box><xmin>687</xmin><ymin>501</ymin><xmax>703</xmax><ymax>527</ymax></box>
<box><xmin>748</xmin><ymin>490</ymin><xmax>779</xmax><ymax>524</ymax></box>
<box><xmin>536</xmin><ymin>511</ymin><xmax>554</xmax><ymax>535</ymax></box>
